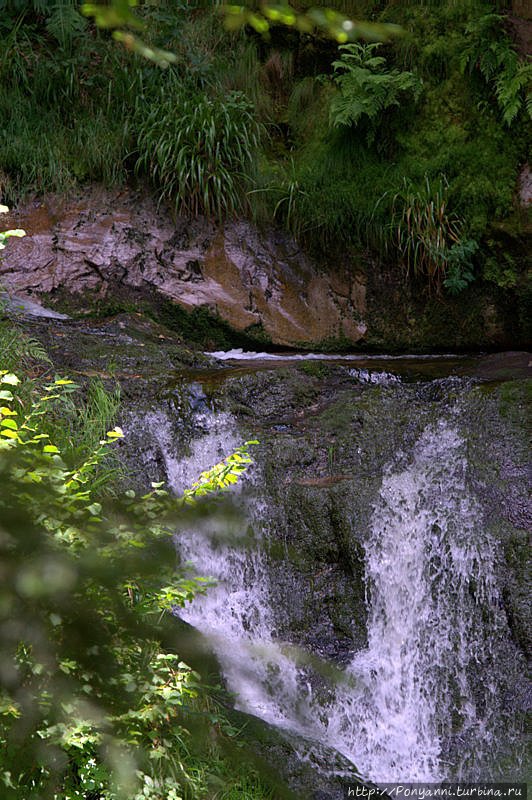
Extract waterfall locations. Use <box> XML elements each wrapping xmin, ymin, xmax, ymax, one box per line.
<box><xmin>143</xmin><ymin>396</ymin><xmax>524</xmax><ymax>785</ymax></box>
<box><xmin>324</xmin><ymin>418</ymin><xmax>511</xmax><ymax>782</ymax></box>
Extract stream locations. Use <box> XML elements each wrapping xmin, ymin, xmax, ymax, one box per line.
<box><xmin>136</xmin><ymin>349</ymin><xmax>530</xmax><ymax>791</ymax></box>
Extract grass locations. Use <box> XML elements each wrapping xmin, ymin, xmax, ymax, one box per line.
<box><xmin>0</xmin><ymin>315</ymin><xmax>124</xmax><ymax>487</ymax></box>
<box><xmin>135</xmin><ymin>88</ymin><xmax>262</xmax><ymax>218</ymax></box>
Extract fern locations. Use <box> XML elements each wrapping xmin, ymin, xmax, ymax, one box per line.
<box><xmin>526</xmin><ymin>88</ymin><xmax>532</xmax><ymax>120</ymax></box>
<box><xmin>461</xmin><ymin>13</ymin><xmax>531</xmax><ymax>126</ymax></box>
<box><xmin>45</xmin><ymin>2</ymin><xmax>87</xmax><ymax>49</ymax></box>
<box><xmin>329</xmin><ymin>43</ymin><xmax>423</xmax><ymax>143</ymax></box>
<box><xmin>0</xmin><ymin>322</ymin><xmax>51</xmax><ymax>370</ymax></box>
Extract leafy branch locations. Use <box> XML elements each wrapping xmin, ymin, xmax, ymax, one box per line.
<box><xmin>80</xmin><ymin>1</ymin><xmax>403</xmax><ymax>67</ymax></box>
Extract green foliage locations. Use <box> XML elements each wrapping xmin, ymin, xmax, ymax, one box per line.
<box><xmin>286</xmin><ymin>76</ymin><xmax>323</xmax><ymax>136</ymax></box>
<box><xmin>0</xmin><ymin>16</ymin><xmax>133</xmax><ymax>198</ymax></box>
<box><xmin>45</xmin><ymin>0</ymin><xmax>88</xmax><ymax>49</ymax></box>
<box><xmin>135</xmin><ymin>89</ymin><xmax>262</xmax><ymax>218</ymax></box>
<box><xmin>483</xmin><ymin>251</ymin><xmax>519</xmax><ymax>290</ymax></box>
<box><xmin>0</xmin><ymin>367</ymin><xmax>264</xmax><ymax>799</ymax></box>
<box><xmin>442</xmin><ymin>238</ymin><xmax>478</xmax><ymax>295</ymax></box>
<box><xmin>460</xmin><ymin>13</ymin><xmax>531</xmax><ymax>126</ymax></box>
<box><xmin>0</xmin><ymin>322</ymin><xmax>51</xmax><ymax>371</ymax></box>
<box><xmin>329</xmin><ymin>42</ymin><xmax>423</xmax><ymax>143</ymax></box>
<box><xmin>80</xmin><ymin>0</ymin><xmax>402</xmax><ymax>57</ymax></box>
<box><xmin>0</xmin><ymin>0</ymin><xmax>528</xmax><ymax>300</ymax></box>
<box><xmin>391</xmin><ymin>175</ymin><xmax>478</xmax><ymax>295</ymax></box>
<box><xmin>45</xmin><ymin>379</ymin><xmax>123</xmax><ymax>477</ymax></box>
<box><xmin>262</xmin><ymin>2</ymin><xmax>525</xmax><ymax>295</ymax></box>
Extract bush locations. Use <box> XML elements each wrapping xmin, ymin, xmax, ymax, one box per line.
<box><xmin>0</xmin><ymin>366</ymin><xmax>265</xmax><ymax>799</ymax></box>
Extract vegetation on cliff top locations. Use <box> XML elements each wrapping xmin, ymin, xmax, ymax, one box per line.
<box><xmin>0</xmin><ymin>0</ymin><xmax>530</xmax><ymax>298</ymax></box>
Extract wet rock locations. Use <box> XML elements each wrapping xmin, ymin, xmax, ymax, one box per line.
<box><xmin>1</xmin><ymin>292</ymin><xmax>69</xmax><ymax>319</ymax></box>
<box><xmin>10</xmin><ymin>311</ymin><xmax>530</xmax><ymax>780</ymax></box>
<box><xmin>519</xmin><ymin>164</ymin><xmax>532</xmax><ymax>206</ymax></box>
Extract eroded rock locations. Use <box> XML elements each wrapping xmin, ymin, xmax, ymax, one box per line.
<box><xmin>1</xmin><ymin>187</ymin><xmax>367</xmax><ymax>348</ymax></box>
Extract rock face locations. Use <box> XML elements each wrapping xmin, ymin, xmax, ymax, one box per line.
<box><xmin>519</xmin><ymin>164</ymin><xmax>532</xmax><ymax>206</ymax></box>
<box><xmin>0</xmin><ymin>187</ymin><xmax>367</xmax><ymax>348</ymax></box>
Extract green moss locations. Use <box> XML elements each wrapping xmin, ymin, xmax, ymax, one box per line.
<box><xmin>46</xmin><ymin>289</ymin><xmax>274</xmax><ymax>352</ymax></box>
<box><xmin>297</xmin><ymin>361</ymin><xmax>332</xmax><ymax>379</ymax></box>
<box><xmin>493</xmin><ymin>379</ymin><xmax>532</xmax><ymax>420</ymax></box>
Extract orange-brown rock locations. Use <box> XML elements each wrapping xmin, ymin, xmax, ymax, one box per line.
<box><xmin>1</xmin><ymin>187</ymin><xmax>367</xmax><ymax>348</ymax></box>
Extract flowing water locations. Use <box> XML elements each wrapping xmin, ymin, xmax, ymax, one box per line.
<box><xmin>139</xmin><ymin>364</ymin><xmax>528</xmax><ymax>786</ymax></box>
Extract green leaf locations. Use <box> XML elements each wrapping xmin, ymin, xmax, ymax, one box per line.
<box><xmin>0</xmin><ymin>374</ymin><xmax>20</xmax><ymax>386</ymax></box>
<box><xmin>0</xmin><ymin>419</ymin><xmax>18</xmax><ymax>430</ymax></box>
<box><xmin>0</xmin><ymin>429</ymin><xmax>18</xmax><ymax>439</ymax></box>
<box><xmin>3</xmin><ymin>229</ymin><xmax>25</xmax><ymax>238</ymax></box>
<box><xmin>43</xmin><ymin>445</ymin><xmax>60</xmax><ymax>454</ymax></box>
<box><xmin>106</xmin><ymin>426</ymin><xmax>124</xmax><ymax>439</ymax></box>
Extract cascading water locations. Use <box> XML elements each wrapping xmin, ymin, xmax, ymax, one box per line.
<box><xmin>141</xmin><ymin>373</ymin><xmax>526</xmax><ymax>786</ymax></box>
<box><xmin>144</xmin><ymin>409</ymin><xmax>316</xmax><ymax>734</ymax></box>
<box><xmin>324</xmin><ymin>417</ymin><xmax>516</xmax><ymax>782</ymax></box>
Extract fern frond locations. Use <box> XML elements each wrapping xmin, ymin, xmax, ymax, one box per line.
<box><xmin>525</xmin><ymin>91</ymin><xmax>532</xmax><ymax>120</ymax></box>
<box><xmin>329</xmin><ymin>42</ymin><xmax>422</xmax><ymax>131</ymax></box>
<box><xmin>45</xmin><ymin>1</ymin><xmax>87</xmax><ymax>48</ymax></box>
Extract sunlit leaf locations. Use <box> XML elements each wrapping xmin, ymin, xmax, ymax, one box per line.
<box><xmin>1</xmin><ymin>373</ymin><xmax>20</xmax><ymax>385</ymax></box>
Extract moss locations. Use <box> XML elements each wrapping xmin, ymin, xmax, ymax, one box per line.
<box><xmin>318</xmin><ymin>397</ymin><xmax>359</xmax><ymax>436</ymax></box>
<box><xmin>296</xmin><ymin>361</ymin><xmax>332</xmax><ymax>379</ymax></box>
<box><xmin>43</xmin><ymin>286</ymin><xmax>275</xmax><ymax>351</ymax></box>
<box><xmin>461</xmin><ymin>379</ymin><xmax>531</xmax><ymax>658</ymax></box>
<box><xmin>492</xmin><ymin>379</ymin><xmax>532</xmax><ymax>420</ymax></box>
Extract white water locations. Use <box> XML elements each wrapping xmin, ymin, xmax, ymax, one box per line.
<box><xmin>145</xmin><ymin>404</ymin><xmax>521</xmax><ymax>784</ymax></box>
<box><xmin>323</xmin><ymin>420</ymin><xmax>505</xmax><ymax>781</ymax></box>
<box><xmin>208</xmin><ymin>348</ymin><xmax>463</xmax><ymax>362</ymax></box>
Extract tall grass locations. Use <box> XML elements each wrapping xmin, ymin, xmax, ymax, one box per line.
<box><xmin>390</xmin><ymin>175</ymin><xmax>468</xmax><ymax>294</ymax></box>
<box><xmin>221</xmin><ymin>41</ymin><xmax>274</xmax><ymax>123</ymax></box>
<box><xmin>135</xmin><ymin>89</ymin><xmax>262</xmax><ymax>218</ymax></box>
